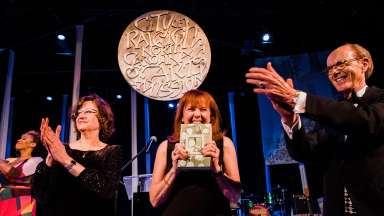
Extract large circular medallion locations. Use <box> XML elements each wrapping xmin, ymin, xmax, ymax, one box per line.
<box><xmin>118</xmin><ymin>10</ymin><xmax>211</xmax><ymax>101</ymax></box>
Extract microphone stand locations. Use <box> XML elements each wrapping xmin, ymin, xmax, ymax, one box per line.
<box><xmin>119</xmin><ymin>144</ymin><xmax>147</xmax><ymax>198</ymax></box>
<box><xmin>117</xmin><ymin>137</ymin><xmax>155</xmax><ymax>216</ymax></box>
<box><xmin>121</xmin><ymin>143</ymin><xmax>148</xmax><ymax>172</ymax></box>
<box><xmin>120</xmin><ymin>137</ymin><xmax>156</xmax><ymax>204</ymax></box>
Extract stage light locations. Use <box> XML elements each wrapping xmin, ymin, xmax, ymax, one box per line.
<box><xmin>56</xmin><ymin>34</ymin><xmax>73</xmax><ymax>56</ymax></box>
<box><xmin>262</xmin><ymin>33</ymin><xmax>270</xmax><ymax>43</ymax></box>
<box><xmin>168</xmin><ymin>103</ymin><xmax>175</xmax><ymax>108</ymax></box>
<box><xmin>57</xmin><ymin>34</ymin><xmax>66</xmax><ymax>40</ymax></box>
<box><xmin>46</xmin><ymin>96</ymin><xmax>53</xmax><ymax>101</ymax></box>
<box><xmin>116</xmin><ymin>94</ymin><xmax>122</xmax><ymax>99</ymax></box>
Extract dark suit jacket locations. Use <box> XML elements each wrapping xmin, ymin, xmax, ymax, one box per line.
<box><xmin>285</xmin><ymin>86</ymin><xmax>384</xmax><ymax>216</ymax></box>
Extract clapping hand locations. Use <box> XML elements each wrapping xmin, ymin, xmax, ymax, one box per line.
<box><xmin>246</xmin><ymin>62</ymin><xmax>298</xmax><ymax>124</ymax></box>
<box><xmin>40</xmin><ymin>118</ymin><xmax>69</xmax><ymax>165</ymax></box>
<box><xmin>246</xmin><ymin>62</ymin><xmax>298</xmax><ymax>107</ymax></box>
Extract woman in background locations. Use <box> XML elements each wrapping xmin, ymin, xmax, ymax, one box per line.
<box><xmin>0</xmin><ymin>130</ymin><xmax>44</xmax><ymax>216</ymax></box>
<box><xmin>32</xmin><ymin>94</ymin><xmax>122</xmax><ymax>216</ymax></box>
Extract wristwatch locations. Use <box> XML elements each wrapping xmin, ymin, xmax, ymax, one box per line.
<box><xmin>64</xmin><ymin>159</ymin><xmax>77</xmax><ymax>171</ymax></box>
<box><xmin>213</xmin><ymin>169</ymin><xmax>224</xmax><ymax>177</ymax></box>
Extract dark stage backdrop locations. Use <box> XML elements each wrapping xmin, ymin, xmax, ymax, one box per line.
<box><xmin>0</xmin><ymin>50</ymin><xmax>7</xmax><ymax>108</ymax></box>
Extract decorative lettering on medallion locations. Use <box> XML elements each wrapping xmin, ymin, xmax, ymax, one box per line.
<box><xmin>118</xmin><ymin>10</ymin><xmax>211</xmax><ymax>101</ymax></box>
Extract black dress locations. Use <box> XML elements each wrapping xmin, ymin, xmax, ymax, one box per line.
<box><xmin>32</xmin><ymin>145</ymin><xmax>122</xmax><ymax>216</ymax></box>
<box><xmin>158</xmin><ymin>138</ymin><xmax>230</xmax><ymax>216</ymax></box>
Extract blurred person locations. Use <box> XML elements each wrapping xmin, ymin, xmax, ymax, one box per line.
<box><xmin>0</xmin><ymin>130</ymin><xmax>44</xmax><ymax>216</ymax></box>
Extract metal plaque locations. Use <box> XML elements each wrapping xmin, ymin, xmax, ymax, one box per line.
<box><xmin>118</xmin><ymin>10</ymin><xmax>211</xmax><ymax>101</ymax></box>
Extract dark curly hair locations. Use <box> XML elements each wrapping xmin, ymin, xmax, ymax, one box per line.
<box><xmin>71</xmin><ymin>94</ymin><xmax>115</xmax><ymax>142</ymax></box>
<box><xmin>14</xmin><ymin>130</ymin><xmax>47</xmax><ymax>158</ymax></box>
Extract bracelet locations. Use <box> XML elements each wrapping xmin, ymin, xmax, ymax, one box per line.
<box><xmin>213</xmin><ymin>169</ymin><xmax>224</xmax><ymax>177</ymax></box>
<box><xmin>64</xmin><ymin>160</ymin><xmax>77</xmax><ymax>171</ymax></box>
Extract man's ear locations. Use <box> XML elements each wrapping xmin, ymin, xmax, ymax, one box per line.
<box><xmin>362</xmin><ymin>58</ymin><xmax>369</xmax><ymax>74</ymax></box>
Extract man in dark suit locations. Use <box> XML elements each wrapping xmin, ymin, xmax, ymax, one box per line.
<box><xmin>245</xmin><ymin>43</ymin><xmax>384</xmax><ymax>216</ymax></box>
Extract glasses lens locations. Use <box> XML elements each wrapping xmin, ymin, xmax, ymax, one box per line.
<box><xmin>327</xmin><ymin>58</ymin><xmax>360</xmax><ymax>75</ymax></box>
<box><xmin>76</xmin><ymin>109</ymin><xmax>97</xmax><ymax>116</ymax></box>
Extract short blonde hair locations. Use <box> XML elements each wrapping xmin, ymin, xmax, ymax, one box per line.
<box><xmin>346</xmin><ymin>43</ymin><xmax>374</xmax><ymax>79</ymax></box>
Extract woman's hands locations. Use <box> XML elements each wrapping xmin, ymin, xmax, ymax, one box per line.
<box><xmin>171</xmin><ymin>143</ymin><xmax>188</xmax><ymax>170</ymax></box>
<box><xmin>40</xmin><ymin>118</ymin><xmax>71</xmax><ymax>166</ymax></box>
<box><xmin>171</xmin><ymin>140</ymin><xmax>222</xmax><ymax>173</ymax></box>
<box><xmin>201</xmin><ymin>140</ymin><xmax>221</xmax><ymax>173</ymax></box>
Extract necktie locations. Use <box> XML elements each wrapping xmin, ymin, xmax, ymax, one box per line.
<box><xmin>344</xmin><ymin>94</ymin><xmax>359</xmax><ymax>215</ymax></box>
<box><xmin>344</xmin><ymin>187</ymin><xmax>357</xmax><ymax>215</ymax></box>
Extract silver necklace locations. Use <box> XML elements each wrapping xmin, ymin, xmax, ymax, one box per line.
<box><xmin>82</xmin><ymin>151</ymin><xmax>89</xmax><ymax>158</ymax></box>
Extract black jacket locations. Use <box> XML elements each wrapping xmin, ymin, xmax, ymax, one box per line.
<box><xmin>286</xmin><ymin>86</ymin><xmax>384</xmax><ymax>216</ymax></box>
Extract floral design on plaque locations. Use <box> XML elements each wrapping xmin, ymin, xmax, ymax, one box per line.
<box><xmin>178</xmin><ymin>123</ymin><xmax>212</xmax><ymax>169</ymax></box>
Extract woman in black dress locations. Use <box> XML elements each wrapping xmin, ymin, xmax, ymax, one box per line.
<box><xmin>149</xmin><ymin>89</ymin><xmax>241</xmax><ymax>216</ymax></box>
<box><xmin>32</xmin><ymin>94</ymin><xmax>122</xmax><ymax>216</ymax></box>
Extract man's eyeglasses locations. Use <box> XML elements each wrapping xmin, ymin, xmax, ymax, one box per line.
<box><xmin>326</xmin><ymin>57</ymin><xmax>362</xmax><ymax>76</ymax></box>
<box><xmin>76</xmin><ymin>109</ymin><xmax>98</xmax><ymax>116</ymax></box>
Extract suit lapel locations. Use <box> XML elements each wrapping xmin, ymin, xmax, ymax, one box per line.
<box><xmin>359</xmin><ymin>86</ymin><xmax>380</xmax><ymax>104</ymax></box>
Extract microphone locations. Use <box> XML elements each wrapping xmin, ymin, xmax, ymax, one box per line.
<box><xmin>121</xmin><ymin>135</ymin><xmax>158</xmax><ymax>172</ymax></box>
<box><xmin>146</xmin><ymin>136</ymin><xmax>157</xmax><ymax>153</ymax></box>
